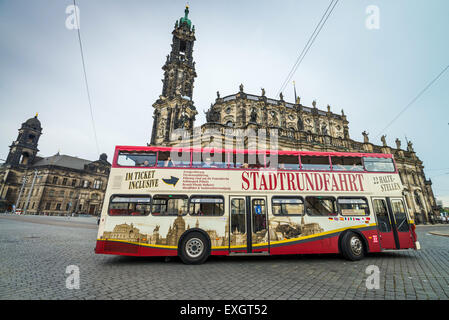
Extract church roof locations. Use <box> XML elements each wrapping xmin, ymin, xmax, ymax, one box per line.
<box><xmin>216</xmin><ymin>92</ymin><xmax>342</xmax><ymax>119</ymax></box>
<box><xmin>32</xmin><ymin>154</ymin><xmax>92</xmax><ymax>170</ymax></box>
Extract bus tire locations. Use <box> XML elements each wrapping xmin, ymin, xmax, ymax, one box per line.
<box><xmin>178</xmin><ymin>231</ymin><xmax>210</xmax><ymax>265</ymax></box>
<box><xmin>340</xmin><ymin>231</ymin><xmax>365</xmax><ymax>261</ymax></box>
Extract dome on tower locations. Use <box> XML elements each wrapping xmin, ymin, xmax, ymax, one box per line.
<box><xmin>24</xmin><ymin>114</ymin><xmax>42</xmax><ymax>130</ymax></box>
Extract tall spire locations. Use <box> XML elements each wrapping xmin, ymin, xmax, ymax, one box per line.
<box><xmin>150</xmin><ymin>6</ymin><xmax>198</xmax><ymax>146</ymax></box>
<box><xmin>161</xmin><ymin>5</ymin><xmax>197</xmax><ymax>99</ymax></box>
<box><xmin>179</xmin><ymin>4</ymin><xmax>192</xmax><ymax>29</ymax></box>
<box><xmin>293</xmin><ymin>81</ymin><xmax>297</xmax><ymax>103</ymax></box>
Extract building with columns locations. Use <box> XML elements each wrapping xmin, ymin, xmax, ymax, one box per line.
<box><xmin>149</xmin><ymin>6</ymin><xmax>438</xmax><ymax>224</ymax></box>
<box><xmin>0</xmin><ymin>114</ymin><xmax>111</xmax><ymax>215</ymax></box>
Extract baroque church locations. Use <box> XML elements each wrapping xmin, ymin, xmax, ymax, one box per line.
<box><xmin>149</xmin><ymin>6</ymin><xmax>438</xmax><ymax>224</ymax></box>
<box><xmin>0</xmin><ymin>114</ymin><xmax>111</xmax><ymax>215</ymax></box>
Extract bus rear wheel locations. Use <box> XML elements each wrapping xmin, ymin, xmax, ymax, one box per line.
<box><xmin>341</xmin><ymin>231</ymin><xmax>365</xmax><ymax>261</ymax></box>
<box><xmin>179</xmin><ymin>231</ymin><xmax>210</xmax><ymax>265</ymax></box>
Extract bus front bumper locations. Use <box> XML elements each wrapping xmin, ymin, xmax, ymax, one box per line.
<box><xmin>415</xmin><ymin>241</ymin><xmax>421</xmax><ymax>250</ymax></box>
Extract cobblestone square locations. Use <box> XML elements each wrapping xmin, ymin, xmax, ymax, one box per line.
<box><xmin>0</xmin><ymin>214</ymin><xmax>448</xmax><ymax>300</ymax></box>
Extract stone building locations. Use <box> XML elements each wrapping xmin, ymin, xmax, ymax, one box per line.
<box><xmin>148</xmin><ymin>6</ymin><xmax>438</xmax><ymax>224</ymax></box>
<box><xmin>0</xmin><ymin>114</ymin><xmax>111</xmax><ymax>215</ymax></box>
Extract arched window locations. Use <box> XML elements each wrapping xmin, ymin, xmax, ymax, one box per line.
<box><xmin>414</xmin><ymin>190</ymin><xmax>422</xmax><ymax>207</ymax></box>
<box><xmin>297</xmin><ymin>117</ymin><xmax>304</xmax><ymax>131</ymax></box>
<box><xmin>405</xmin><ymin>193</ymin><xmax>412</xmax><ymax>209</ymax></box>
<box><xmin>225</xmin><ymin>121</ymin><xmax>234</xmax><ymax>127</ymax></box>
<box><xmin>19</xmin><ymin>152</ymin><xmax>30</xmax><ymax>165</ymax></box>
<box><xmin>398</xmin><ymin>171</ymin><xmax>404</xmax><ymax>184</ymax></box>
<box><xmin>91</xmin><ymin>193</ymin><xmax>99</xmax><ymax>200</ymax></box>
<box><xmin>27</xmin><ymin>134</ymin><xmax>35</xmax><ymax>144</ymax></box>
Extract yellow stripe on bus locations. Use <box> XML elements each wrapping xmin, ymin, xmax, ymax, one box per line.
<box><xmin>269</xmin><ymin>223</ymin><xmax>377</xmax><ymax>246</ymax></box>
<box><xmin>99</xmin><ymin>223</ymin><xmax>377</xmax><ymax>251</ymax></box>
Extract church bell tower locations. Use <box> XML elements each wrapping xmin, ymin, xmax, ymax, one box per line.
<box><xmin>5</xmin><ymin>114</ymin><xmax>42</xmax><ymax>167</ymax></box>
<box><xmin>150</xmin><ymin>5</ymin><xmax>198</xmax><ymax>145</ymax></box>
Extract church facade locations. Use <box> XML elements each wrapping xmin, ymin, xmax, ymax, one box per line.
<box><xmin>149</xmin><ymin>6</ymin><xmax>438</xmax><ymax>224</ymax></box>
<box><xmin>0</xmin><ymin>114</ymin><xmax>111</xmax><ymax>216</ymax></box>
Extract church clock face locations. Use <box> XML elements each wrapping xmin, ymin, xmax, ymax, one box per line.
<box><xmin>225</xmin><ymin>107</ymin><xmax>231</xmax><ymax>114</ymax></box>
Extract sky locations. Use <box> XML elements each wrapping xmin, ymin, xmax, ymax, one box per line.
<box><xmin>0</xmin><ymin>0</ymin><xmax>448</xmax><ymax>205</ymax></box>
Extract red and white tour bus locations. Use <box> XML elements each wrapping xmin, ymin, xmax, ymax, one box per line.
<box><xmin>95</xmin><ymin>146</ymin><xmax>420</xmax><ymax>264</ymax></box>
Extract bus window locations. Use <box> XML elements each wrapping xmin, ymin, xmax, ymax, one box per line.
<box><xmin>189</xmin><ymin>196</ymin><xmax>224</xmax><ymax>216</ymax></box>
<box><xmin>272</xmin><ymin>196</ymin><xmax>304</xmax><ymax>216</ymax></box>
<box><xmin>331</xmin><ymin>156</ymin><xmax>363</xmax><ymax>171</ymax></box>
<box><xmin>192</xmin><ymin>152</ymin><xmax>227</xmax><ymax>168</ymax></box>
<box><xmin>305</xmin><ymin>196</ymin><xmax>337</xmax><ymax>216</ymax></box>
<box><xmin>192</xmin><ymin>152</ymin><xmax>202</xmax><ymax>168</ymax></box>
<box><xmin>230</xmin><ymin>152</ymin><xmax>264</xmax><ymax>169</ymax></box>
<box><xmin>338</xmin><ymin>197</ymin><xmax>369</xmax><ymax>216</ymax></box>
<box><xmin>231</xmin><ymin>198</ymin><xmax>246</xmax><ymax>234</ymax></box>
<box><xmin>157</xmin><ymin>151</ymin><xmax>190</xmax><ymax>168</ymax></box>
<box><xmin>108</xmin><ymin>195</ymin><xmax>151</xmax><ymax>216</ymax></box>
<box><xmin>372</xmin><ymin>199</ymin><xmax>391</xmax><ymax>232</ymax></box>
<box><xmin>230</xmin><ymin>152</ymin><xmax>244</xmax><ymax>168</ymax></box>
<box><xmin>117</xmin><ymin>151</ymin><xmax>156</xmax><ymax>167</ymax></box>
<box><xmin>391</xmin><ymin>199</ymin><xmax>410</xmax><ymax>232</ymax></box>
<box><xmin>267</xmin><ymin>155</ymin><xmax>300</xmax><ymax>170</ymax></box>
<box><xmin>363</xmin><ymin>157</ymin><xmax>395</xmax><ymax>172</ymax></box>
<box><xmin>151</xmin><ymin>195</ymin><xmax>188</xmax><ymax>216</ymax></box>
<box><xmin>301</xmin><ymin>156</ymin><xmax>330</xmax><ymax>171</ymax></box>
<box><xmin>252</xmin><ymin>199</ymin><xmax>267</xmax><ymax>234</ymax></box>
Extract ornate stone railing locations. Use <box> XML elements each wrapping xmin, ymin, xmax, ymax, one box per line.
<box><xmin>187</xmin><ymin>123</ymin><xmax>420</xmax><ymax>157</ymax></box>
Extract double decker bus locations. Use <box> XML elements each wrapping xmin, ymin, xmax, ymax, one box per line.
<box><xmin>95</xmin><ymin>146</ymin><xmax>420</xmax><ymax>264</ymax></box>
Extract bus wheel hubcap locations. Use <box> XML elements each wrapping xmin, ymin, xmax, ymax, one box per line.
<box><xmin>186</xmin><ymin>238</ymin><xmax>203</xmax><ymax>258</ymax></box>
<box><xmin>350</xmin><ymin>237</ymin><xmax>362</xmax><ymax>255</ymax></box>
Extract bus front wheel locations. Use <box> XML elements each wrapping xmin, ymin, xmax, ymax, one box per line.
<box><xmin>179</xmin><ymin>231</ymin><xmax>210</xmax><ymax>265</ymax></box>
<box><xmin>340</xmin><ymin>231</ymin><xmax>365</xmax><ymax>261</ymax></box>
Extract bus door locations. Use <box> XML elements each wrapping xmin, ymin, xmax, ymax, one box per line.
<box><xmin>372</xmin><ymin>197</ymin><xmax>412</xmax><ymax>249</ymax></box>
<box><xmin>229</xmin><ymin>196</ymin><xmax>269</xmax><ymax>254</ymax></box>
<box><xmin>387</xmin><ymin>198</ymin><xmax>412</xmax><ymax>249</ymax></box>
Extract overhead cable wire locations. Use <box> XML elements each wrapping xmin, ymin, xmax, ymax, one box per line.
<box><xmin>73</xmin><ymin>0</ymin><xmax>101</xmax><ymax>155</ymax></box>
<box><xmin>376</xmin><ymin>63</ymin><xmax>449</xmax><ymax>138</ymax></box>
<box><xmin>277</xmin><ymin>0</ymin><xmax>339</xmax><ymax>97</ymax></box>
